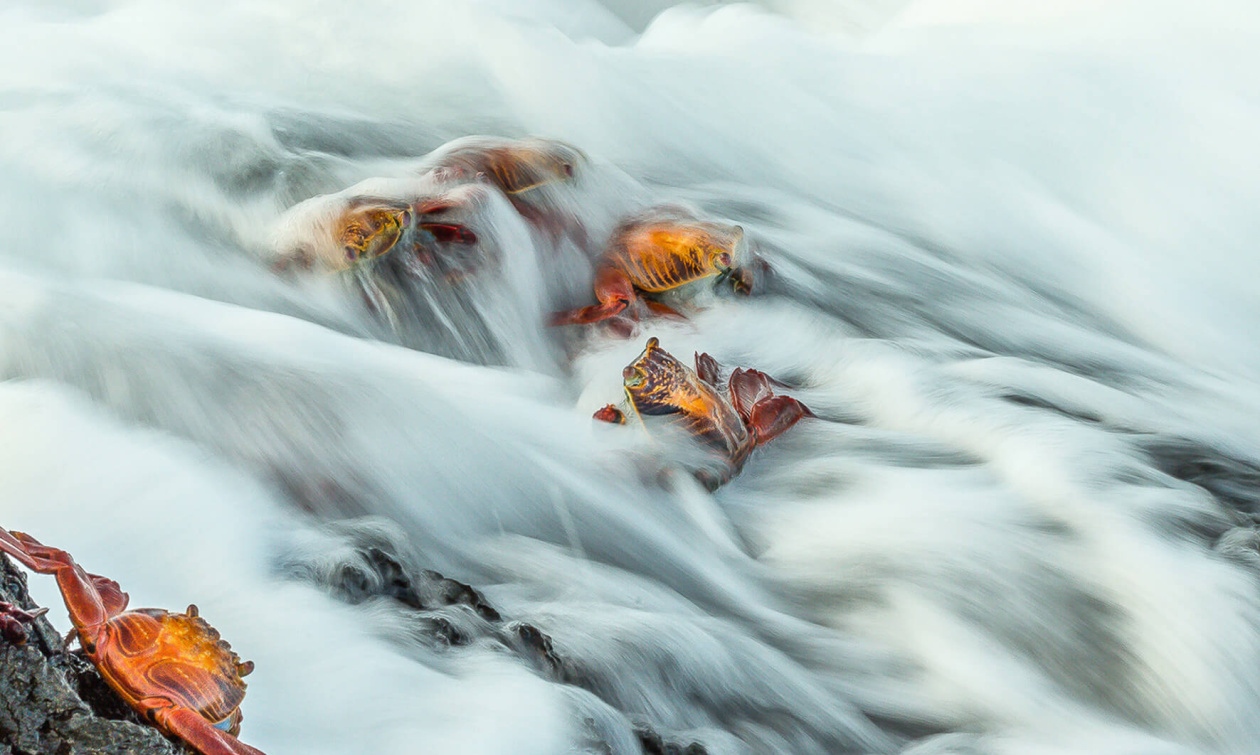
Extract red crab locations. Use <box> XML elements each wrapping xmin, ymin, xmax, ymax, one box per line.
<box><xmin>0</xmin><ymin>527</ymin><xmax>265</xmax><ymax>755</ymax></box>
<box><xmin>550</xmin><ymin>208</ymin><xmax>756</xmax><ymax>328</ymax></box>
<box><xmin>595</xmin><ymin>337</ymin><xmax>811</xmax><ymax>488</ymax></box>
<box><xmin>423</xmin><ymin>136</ymin><xmax>586</xmax><ymax>246</ymax></box>
<box><xmin>272</xmin><ymin>194</ymin><xmax>479</xmax><ymax>276</ymax></box>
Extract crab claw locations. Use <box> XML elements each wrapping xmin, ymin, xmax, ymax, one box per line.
<box><xmin>747</xmin><ymin>395</ymin><xmax>812</xmax><ymax>444</ymax></box>
<box><xmin>0</xmin><ymin>602</ymin><xmax>49</xmax><ymax>645</ymax></box>
<box><xmin>727</xmin><ymin>266</ymin><xmax>755</xmax><ymax>295</ymax></box>
<box><xmin>728</xmin><ymin>367</ymin><xmax>814</xmax><ymax>444</ymax></box>
<box><xmin>593</xmin><ymin>404</ymin><xmax>627</xmax><ymax>424</ymax></box>
<box><xmin>694</xmin><ymin>352</ymin><xmax>722</xmax><ymax>387</ymax></box>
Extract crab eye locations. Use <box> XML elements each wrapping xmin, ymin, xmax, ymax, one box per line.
<box><xmin>623</xmin><ymin>366</ymin><xmax>644</xmax><ymax>387</ymax></box>
<box><xmin>716</xmin><ymin>252</ymin><xmax>732</xmax><ymax>269</ymax></box>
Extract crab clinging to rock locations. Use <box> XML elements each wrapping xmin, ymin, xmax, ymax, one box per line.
<box><xmin>550</xmin><ymin>207</ymin><xmax>759</xmax><ymax>329</ymax></box>
<box><xmin>0</xmin><ymin>526</ymin><xmax>265</xmax><ymax>755</ymax></box>
<box><xmin>270</xmin><ymin>179</ymin><xmax>483</xmax><ymax>277</ymax></box>
<box><xmin>596</xmin><ymin>337</ymin><xmax>812</xmax><ymax>488</ymax></box>
<box><xmin>0</xmin><ymin>600</ymin><xmax>48</xmax><ymax>645</ymax></box>
<box><xmin>422</xmin><ymin>136</ymin><xmax>584</xmax><ymax>202</ymax></box>
<box><xmin>419</xmin><ymin>136</ymin><xmax>590</xmax><ymax>251</ymax></box>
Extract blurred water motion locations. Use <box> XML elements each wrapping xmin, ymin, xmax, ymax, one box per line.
<box><xmin>3</xmin><ymin>1</ymin><xmax>1260</xmax><ymax>754</ymax></box>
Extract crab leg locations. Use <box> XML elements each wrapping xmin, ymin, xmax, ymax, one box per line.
<box><xmin>549</xmin><ymin>267</ymin><xmax>637</xmax><ymax>325</ymax></box>
<box><xmin>0</xmin><ymin>527</ymin><xmax>128</xmax><ymax>630</ymax></box>
<box><xmin>153</xmin><ymin>704</ymin><xmax>267</xmax><ymax>755</ymax></box>
<box><xmin>417</xmin><ymin>222</ymin><xmax>478</xmax><ymax>245</ymax></box>
<box><xmin>641</xmin><ymin>300</ymin><xmax>686</xmax><ymax>320</ymax></box>
<box><xmin>725</xmin><ymin>265</ymin><xmax>755</xmax><ymax>295</ymax></box>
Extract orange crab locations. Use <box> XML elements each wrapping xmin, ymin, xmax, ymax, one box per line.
<box><xmin>550</xmin><ymin>208</ymin><xmax>755</xmax><ymax>327</ymax></box>
<box><xmin>596</xmin><ymin>337</ymin><xmax>812</xmax><ymax>488</ymax></box>
<box><xmin>0</xmin><ymin>527</ymin><xmax>265</xmax><ymax>755</ymax></box>
<box><xmin>429</xmin><ymin>137</ymin><xmax>582</xmax><ymax>202</ymax></box>
<box><xmin>422</xmin><ymin>136</ymin><xmax>589</xmax><ymax>254</ymax></box>
<box><xmin>0</xmin><ymin>601</ymin><xmax>47</xmax><ymax>645</ymax></box>
<box><xmin>273</xmin><ymin>196</ymin><xmax>479</xmax><ymax>275</ymax></box>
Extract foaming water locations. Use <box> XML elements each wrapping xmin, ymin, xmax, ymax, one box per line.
<box><xmin>3</xmin><ymin>1</ymin><xmax>1260</xmax><ymax>754</ymax></box>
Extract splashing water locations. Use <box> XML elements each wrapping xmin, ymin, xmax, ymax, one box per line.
<box><xmin>3</xmin><ymin>1</ymin><xmax>1260</xmax><ymax>753</ymax></box>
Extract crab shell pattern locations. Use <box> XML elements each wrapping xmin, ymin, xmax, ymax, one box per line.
<box><xmin>421</xmin><ymin>136</ymin><xmax>589</xmax><ymax>250</ymax></box>
<box><xmin>270</xmin><ymin>180</ymin><xmax>486</xmax><ymax>276</ymax></box>
<box><xmin>424</xmin><ymin>136</ymin><xmax>584</xmax><ymax>199</ymax></box>
<box><xmin>599</xmin><ymin>337</ymin><xmax>811</xmax><ymax>488</ymax></box>
<box><xmin>550</xmin><ymin>208</ymin><xmax>755</xmax><ymax>327</ymax></box>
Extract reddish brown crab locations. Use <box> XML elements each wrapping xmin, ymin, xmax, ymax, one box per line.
<box><xmin>0</xmin><ymin>527</ymin><xmax>265</xmax><ymax>755</ymax></box>
<box><xmin>273</xmin><ymin>194</ymin><xmax>479</xmax><ymax>276</ymax></box>
<box><xmin>423</xmin><ymin>136</ymin><xmax>587</xmax><ymax>249</ymax></box>
<box><xmin>596</xmin><ymin>337</ymin><xmax>812</xmax><ymax>488</ymax></box>
<box><xmin>550</xmin><ymin>208</ymin><xmax>756</xmax><ymax>327</ymax></box>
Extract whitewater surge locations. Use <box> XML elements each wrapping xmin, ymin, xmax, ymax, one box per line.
<box><xmin>4</xmin><ymin>1</ymin><xmax>1260</xmax><ymax>753</ymax></box>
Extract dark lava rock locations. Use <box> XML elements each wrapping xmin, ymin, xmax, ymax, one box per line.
<box><xmin>285</xmin><ymin>517</ymin><xmax>717</xmax><ymax>754</ymax></box>
<box><xmin>632</xmin><ymin>723</ymin><xmax>709</xmax><ymax>755</ymax></box>
<box><xmin>0</xmin><ymin>554</ymin><xmax>189</xmax><ymax>755</ymax></box>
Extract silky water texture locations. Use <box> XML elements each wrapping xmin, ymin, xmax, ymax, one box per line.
<box><xmin>3</xmin><ymin>1</ymin><xmax>1260</xmax><ymax>754</ymax></box>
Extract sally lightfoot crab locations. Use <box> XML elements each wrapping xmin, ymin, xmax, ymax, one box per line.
<box><xmin>550</xmin><ymin>207</ymin><xmax>758</xmax><ymax>329</ymax></box>
<box><xmin>422</xmin><ymin>136</ymin><xmax>587</xmax><ymax>247</ymax></box>
<box><xmin>272</xmin><ymin>192</ymin><xmax>480</xmax><ymax>277</ymax></box>
<box><xmin>0</xmin><ymin>527</ymin><xmax>265</xmax><ymax>755</ymax></box>
<box><xmin>596</xmin><ymin>337</ymin><xmax>812</xmax><ymax>488</ymax></box>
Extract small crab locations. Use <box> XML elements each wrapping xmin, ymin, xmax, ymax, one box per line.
<box><xmin>272</xmin><ymin>195</ymin><xmax>479</xmax><ymax>276</ymax></box>
<box><xmin>0</xmin><ymin>527</ymin><xmax>265</xmax><ymax>755</ymax></box>
<box><xmin>550</xmin><ymin>208</ymin><xmax>757</xmax><ymax>328</ymax></box>
<box><xmin>428</xmin><ymin>136</ymin><xmax>583</xmax><ymax>202</ymax></box>
<box><xmin>423</xmin><ymin>136</ymin><xmax>588</xmax><ymax>249</ymax></box>
<box><xmin>0</xmin><ymin>600</ymin><xmax>48</xmax><ymax>645</ymax></box>
<box><xmin>596</xmin><ymin>337</ymin><xmax>812</xmax><ymax>488</ymax></box>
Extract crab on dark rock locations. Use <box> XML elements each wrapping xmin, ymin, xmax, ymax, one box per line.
<box><xmin>551</xmin><ymin>206</ymin><xmax>763</xmax><ymax>330</ymax></box>
<box><xmin>418</xmin><ymin>136</ymin><xmax>588</xmax><ymax>249</ymax></box>
<box><xmin>596</xmin><ymin>337</ymin><xmax>812</xmax><ymax>488</ymax></box>
<box><xmin>0</xmin><ymin>527</ymin><xmax>263</xmax><ymax>755</ymax></box>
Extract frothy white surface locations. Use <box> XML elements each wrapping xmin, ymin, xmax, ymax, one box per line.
<box><xmin>3</xmin><ymin>1</ymin><xmax>1260</xmax><ymax>753</ymax></box>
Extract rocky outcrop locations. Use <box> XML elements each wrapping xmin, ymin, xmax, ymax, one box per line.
<box><xmin>284</xmin><ymin>518</ymin><xmax>709</xmax><ymax>755</ymax></box>
<box><xmin>0</xmin><ymin>554</ymin><xmax>188</xmax><ymax>755</ymax></box>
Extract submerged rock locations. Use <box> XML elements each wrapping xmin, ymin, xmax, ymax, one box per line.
<box><xmin>0</xmin><ymin>554</ymin><xmax>188</xmax><ymax>755</ymax></box>
<box><xmin>281</xmin><ymin>517</ymin><xmax>714</xmax><ymax>754</ymax></box>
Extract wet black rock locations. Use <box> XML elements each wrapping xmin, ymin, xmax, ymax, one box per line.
<box><xmin>0</xmin><ymin>554</ymin><xmax>189</xmax><ymax>755</ymax></box>
<box><xmin>633</xmin><ymin>723</ymin><xmax>709</xmax><ymax>755</ymax></box>
<box><xmin>285</xmin><ymin>517</ymin><xmax>714</xmax><ymax>754</ymax></box>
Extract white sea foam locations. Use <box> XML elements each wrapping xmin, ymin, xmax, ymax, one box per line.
<box><xmin>2</xmin><ymin>1</ymin><xmax>1260</xmax><ymax>753</ymax></box>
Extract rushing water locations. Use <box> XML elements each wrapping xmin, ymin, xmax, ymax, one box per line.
<box><xmin>4</xmin><ymin>1</ymin><xmax>1260</xmax><ymax>753</ymax></box>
